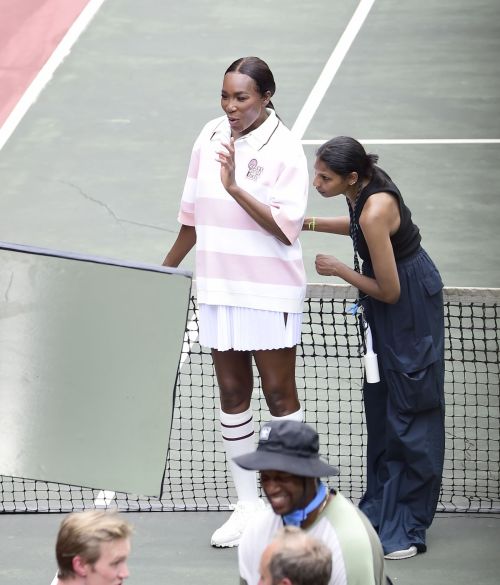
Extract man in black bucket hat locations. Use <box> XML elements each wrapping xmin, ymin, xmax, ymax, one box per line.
<box><xmin>235</xmin><ymin>420</ymin><xmax>389</xmax><ymax>585</ymax></box>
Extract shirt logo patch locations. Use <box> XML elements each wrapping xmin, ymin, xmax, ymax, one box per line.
<box><xmin>246</xmin><ymin>158</ymin><xmax>263</xmax><ymax>181</ymax></box>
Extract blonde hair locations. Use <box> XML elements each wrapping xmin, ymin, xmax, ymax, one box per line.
<box><xmin>56</xmin><ymin>510</ymin><xmax>132</xmax><ymax>579</ymax></box>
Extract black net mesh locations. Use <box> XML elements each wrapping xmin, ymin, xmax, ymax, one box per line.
<box><xmin>1</xmin><ymin>286</ymin><xmax>498</xmax><ymax>513</ymax></box>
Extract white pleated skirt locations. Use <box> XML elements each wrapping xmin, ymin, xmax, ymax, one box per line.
<box><xmin>198</xmin><ymin>304</ymin><xmax>302</xmax><ymax>351</ymax></box>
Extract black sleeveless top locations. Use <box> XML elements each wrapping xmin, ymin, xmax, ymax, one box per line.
<box><xmin>351</xmin><ymin>166</ymin><xmax>421</xmax><ymax>262</ymax></box>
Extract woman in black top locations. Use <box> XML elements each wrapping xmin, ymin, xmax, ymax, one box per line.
<box><xmin>304</xmin><ymin>136</ymin><xmax>445</xmax><ymax>560</ymax></box>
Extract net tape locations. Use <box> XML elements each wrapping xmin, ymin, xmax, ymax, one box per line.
<box><xmin>1</xmin><ymin>285</ymin><xmax>498</xmax><ymax>513</ymax></box>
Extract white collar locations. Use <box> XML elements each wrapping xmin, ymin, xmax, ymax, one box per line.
<box><xmin>242</xmin><ymin>108</ymin><xmax>281</xmax><ymax>150</ymax></box>
<box><xmin>210</xmin><ymin>109</ymin><xmax>281</xmax><ymax>151</ymax></box>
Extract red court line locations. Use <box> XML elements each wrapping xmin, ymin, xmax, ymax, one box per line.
<box><xmin>0</xmin><ymin>0</ymin><xmax>91</xmax><ymax>128</ymax></box>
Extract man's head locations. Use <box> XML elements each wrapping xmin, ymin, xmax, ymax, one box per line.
<box><xmin>55</xmin><ymin>510</ymin><xmax>132</xmax><ymax>584</ymax></box>
<box><xmin>259</xmin><ymin>526</ymin><xmax>332</xmax><ymax>585</ymax></box>
<box><xmin>234</xmin><ymin>420</ymin><xmax>338</xmax><ymax>516</ymax></box>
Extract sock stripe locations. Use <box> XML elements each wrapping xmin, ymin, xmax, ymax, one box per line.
<box><xmin>221</xmin><ymin>430</ymin><xmax>255</xmax><ymax>442</ymax></box>
<box><xmin>221</xmin><ymin>417</ymin><xmax>253</xmax><ymax>429</ymax></box>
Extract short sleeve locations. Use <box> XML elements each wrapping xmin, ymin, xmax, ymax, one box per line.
<box><xmin>238</xmin><ymin>509</ymin><xmax>279</xmax><ymax>585</ymax></box>
<box><xmin>269</xmin><ymin>148</ymin><xmax>308</xmax><ymax>244</ymax></box>
<box><xmin>238</xmin><ymin>519</ymin><xmax>257</xmax><ymax>585</ymax></box>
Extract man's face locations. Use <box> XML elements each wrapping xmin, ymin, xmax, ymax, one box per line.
<box><xmin>84</xmin><ymin>538</ymin><xmax>130</xmax><ymax>585</ymax></box>
<box><xmin>260</xmin><ymin>470</ymin><xmax>314</xmax><ymax>516</ymax></box>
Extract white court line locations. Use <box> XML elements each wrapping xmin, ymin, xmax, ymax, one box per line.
<box><xmin>291</xmin><ymin>0</ymin><xmax>376</xmax><ymax>139</ymax></box>
<box><xmin>0</xmin><ymin>0</ymin><xmax>108</xmax><ymax>151</ymax></box>
<box><xmin>302</xmin><ymin>138</ymin><xmax>500</xmax><ymax>145</ymax></box>
<box><xmin>94</xmin><ymin>311</ymin><xmax>199</xmax><ymax>506</ymax></box>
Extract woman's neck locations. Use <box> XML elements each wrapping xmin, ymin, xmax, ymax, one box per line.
<box><xmin>346</xmin><ymin>178</ymin><xmax>369</xmax><ymax>205</ymax></box>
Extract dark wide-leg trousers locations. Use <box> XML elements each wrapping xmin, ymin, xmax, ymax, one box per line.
<box><xmin>359</xmin><ymin>248</ymin><xmax>445</xmax><ymax>555</ymax></box>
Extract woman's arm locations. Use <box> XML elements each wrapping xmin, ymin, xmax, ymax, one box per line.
<box><xmin>225</xmin><ymin>184</ymin><xmax>291</xmax><ymax>244</ymax></box>
<box><xmin>303</xmin><ymin>216</ymin><xmax>350</xmax><ymax>235</ymax></box>
<box><xmin>162</xmin><ymin>224</ymin><xmax>196</xmax><ymax>267</ymax></box>
<box><xmin>217</xmin><ymin>138</ymin><xmax>292</xmax><ymax>245</ymax></box>
<box><xmin>315</xmin><ymin>193</ymin><xmax>401</xmax><ymax>304</ymax></box>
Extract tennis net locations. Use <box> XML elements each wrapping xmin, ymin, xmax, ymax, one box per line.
<box><xmin>1</xmin><ymin>284</ymin><xmax>498</xmax><ymax>513</ymax></box>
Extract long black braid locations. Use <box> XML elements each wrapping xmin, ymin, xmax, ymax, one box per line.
<box><xmin>347</xmin><ymin>186</ymin><xmax>368</xmax><ymax>353</ymax></box>
<box><xmin>347</xmin><ymin>187</ymin><xmax>363</xmax><ymax>277</ymax></box>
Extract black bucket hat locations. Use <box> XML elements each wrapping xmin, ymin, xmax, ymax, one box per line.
<box><xmin>233</xmin><ymin>420</ymin><xmax>338</xmax><ymax>478</ymax></box>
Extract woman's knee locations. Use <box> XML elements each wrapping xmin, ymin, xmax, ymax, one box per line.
<box><xmin>218</xmin><ymin>379</ymin><xmax>252</xmax><ymax>413</ymax></box>
<box><xmin>262</xmin><ymin>384</ymin><xmax>299</xmax><ymax>416</ymax></box>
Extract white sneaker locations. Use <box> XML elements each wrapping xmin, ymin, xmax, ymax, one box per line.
<box><xmin>384</xmin><ymin>545</ymin><xmax>418</xmax><ymax>560</ymax></box>
<box><xmin>211</xmin><ymin>500</ymin><xmax>266</xmax><ymax>548</ymax></box>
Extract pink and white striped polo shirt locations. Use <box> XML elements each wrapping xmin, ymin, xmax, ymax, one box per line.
<box><xmin>178</xmin><ymin>109</ymin><xmax>308</xmax><ymax>313</ymax></box>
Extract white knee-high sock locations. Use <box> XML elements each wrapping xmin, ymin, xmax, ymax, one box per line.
<box><xmin>220</xmin><ymin>408</ymin><xmax>258</xmax><ymax>503</ymax></box>
<box><xmin>270</xmin><ymin>406</ymin><xmax>304</xmax><ymax>422</ymax></box>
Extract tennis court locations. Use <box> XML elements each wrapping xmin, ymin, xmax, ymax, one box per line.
<box><xmin>0</xmin><ymin>0</ymin><xmax>499</xmax><ymax>583</ymax></box>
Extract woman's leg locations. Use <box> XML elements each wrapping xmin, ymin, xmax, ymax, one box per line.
<box><xmin>359</xmin><ymin>374</ymin><xmax>389</xmax><ymax>530</ymax></box>
<box><xmin>253</xmin><ymin>346</ymin><xmax>302</xmax><ymax>418</ymax></box>
<box><xmin>212</xmin><ymin>348</ymin><xmax>253</xmax><ymax>413</ymax></box>
<box><xmin>210</xmin><ymin>349</ymin><xmax>264</xmax><ymax>547</ymax></box>
<box><xmin>212</xmin><ymin>349</ymin><xmax>257</xmax><ymax>501</ymax></box>
<box><xmin>362</xmin><ymin>251</ymin><xmax>445</xmax><ymax>558</ymax></box>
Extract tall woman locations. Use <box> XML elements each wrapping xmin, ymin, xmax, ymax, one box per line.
<box><xmin>304</xmin><ymin>136</ymin><xmax>445</xmax><ymax>560</ymax></box>
<box><xmin>163</xmin><ymin>57</ymin><xmax>308</xmax><ymax>547</ymax></box>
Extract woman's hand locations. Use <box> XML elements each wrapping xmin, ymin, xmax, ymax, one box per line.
<box><xmin>217</xmin><ymin>137</ymin><xmax>237</xmax><ymax>194</ymax></box>
<box><xmin>315</xmin><ymin>254</ymin><xmax>344</xmax><ymax>277</ymax></box>
<box><xmin>215</xmin><ymin>137</ymin><xmax>290</xmax><ymax>244</ymax></box>
<box><xmin>312</xmin><ymin>194</ymin><xmax>400</xmax><ymax>303</ymax></box>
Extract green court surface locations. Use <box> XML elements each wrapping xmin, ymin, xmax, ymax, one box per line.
<box><xmin>0</xmin><ymin>0</ymin><xmax>499</xmax><ymax>584</ymax></box>
<box><xmin>0</xmin><ymin>0</ymin><xmax>499</xmax><ymax>287</ymax></box>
